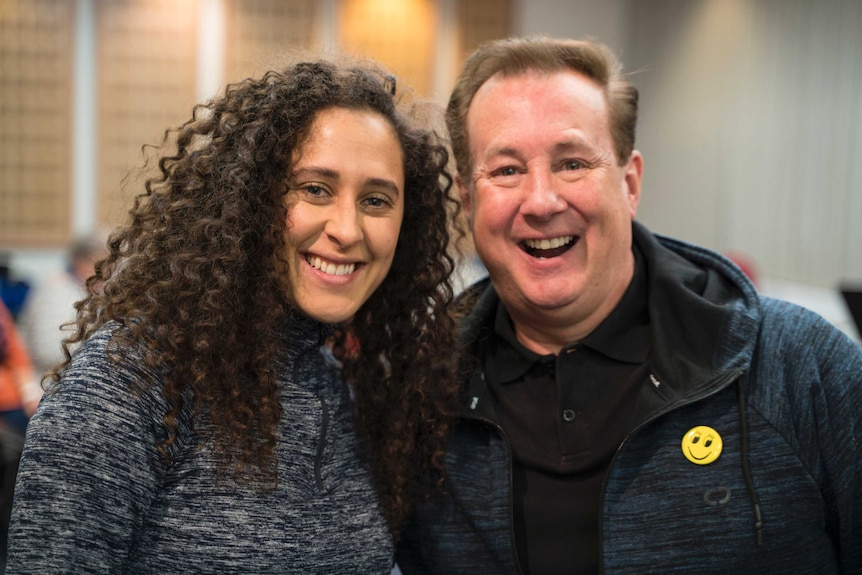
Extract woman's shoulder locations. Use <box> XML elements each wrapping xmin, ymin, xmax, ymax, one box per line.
<box><xmin>57</xmin><ymin>320</ymin><xmax>170</xmax><ymax>412</ymax></box>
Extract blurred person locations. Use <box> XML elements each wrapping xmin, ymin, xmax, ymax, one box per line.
<box><xmin>396</xmin><ymin>36</ymin><xmax>862</xmax><ymax>574</ymax></box>
<box><xmin>18</xmin><ymin>234</ymin><xmax>107</xmax><ymax>381</ymax></box>
<box><xmin>0</xmin><ymin>299</ymin><xmax>37</xmax><ymax>566</ymax></box>
<box><xmin>0</xmin><ymin>300</ymin><xmax>38</xmax><ymax>430</ymax></box>
<box><xmin>7</xmin><ymin>54</ymin><xmax>460</xmax><ymax>573</ymax></box>
<box><xmin>0</xmin><ymin>256</ymin><xmax>30</xmax><ymax>321</ymax></box>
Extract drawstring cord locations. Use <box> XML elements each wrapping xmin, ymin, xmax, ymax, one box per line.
<box><xmin>737</xmin><ymin>379</ymin><xmax>763</xmax><ymax>546</ymax></box>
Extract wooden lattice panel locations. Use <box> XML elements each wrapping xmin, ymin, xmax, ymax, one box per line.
<box><xmin>224</xmin><ymin>0</ymin><xmax>317</xmax><ymax>85</ymax></box>
<box><xmin>338</xmin><ymin>0</ymin><xmax>436</xmax><ymax>98</ymax></box>
<box><xmin>457</xmin><ymin>0</ymin><xmax>512</xmax><ymax>58</ymax></box>
<box><xmin>96</xmin><ymin>0</ymin><xmax>198</xmax><ymax>228</ymax></box>
<box><xmin>0</xmin><ymin>0</ymin><xmax>74</xmax><ymax>247</ymax></box>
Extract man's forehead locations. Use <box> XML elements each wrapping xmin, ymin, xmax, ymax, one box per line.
<box><xmin>466</xmin><ymin>71</ymin><xmax>611</xmax><ymax>150</ymax></box>
<box><xmin>472</xmin><ymin>68</ymin><xmax>604</xmax><ymax>103</ymax></box>
<box><xmin>467</xmin><ymin>69</ymin><xmax>609</xmax><ymax>134</ymax></box>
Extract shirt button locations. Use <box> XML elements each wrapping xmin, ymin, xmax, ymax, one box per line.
<box><xmin>562</xmin><ymin>409</ymin><xmax>576</xmax><ymax>422</ymax></box>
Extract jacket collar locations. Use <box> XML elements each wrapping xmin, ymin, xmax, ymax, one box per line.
<box><xmin>634</xmin><ymin>222</ymin><xmax>759</xmax><ymax>396</ymax></box>
<box><xmin>457</xmin><ymin>221</ymin><xmax>761</xmax><ymax>416</ymax></box>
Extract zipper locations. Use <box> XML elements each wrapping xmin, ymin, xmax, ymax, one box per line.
<box><xmin>596</xmin><ymin>368</ymin><xmax>745</xmax><ymax>574</ymax></box>
<box><xmin>313</xmin><ymin>396</ymin><xmax>329</xmax><ymax>491</ymax></box>
<box><xmin>291</xmin><ymin>325</ymin><xmax>331</xmax><ymax>493</ymax></box>
<box><xmin>461</xmin><ymin>369</ymin><xmax>524</xmax><ymax>575</ymax></box>
<box><xmin>461</xmin><ymin>411</ymin><xmax>524</xmax><ymax>575</ymax></box>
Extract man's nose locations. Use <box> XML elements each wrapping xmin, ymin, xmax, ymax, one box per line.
<box><xmin>520</xmin><ymin>169</ymin><xmax>566</xmax><ymax>219</ymax></box>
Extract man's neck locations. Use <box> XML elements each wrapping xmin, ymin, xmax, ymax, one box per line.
<box><xmin>505</xmin><ymin>258</ymin><xmax>636</xmax><ymax>356</ymax></box>
<box><xmin>509</xmin><ymin>308</ymin><xmax>605</xmax><ymax>355</ymax></box>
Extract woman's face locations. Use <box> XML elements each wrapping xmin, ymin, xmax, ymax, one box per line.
<box><xmin>283</xmin><ymin>107</ymin><xmax>405</xmax><ymax>323</ymax></box>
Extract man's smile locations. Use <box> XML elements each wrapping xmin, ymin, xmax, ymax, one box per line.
<box><xmin>520</xmin><ymin>235</ymin><xmax>578</xmax><ymax>258</ymax></box>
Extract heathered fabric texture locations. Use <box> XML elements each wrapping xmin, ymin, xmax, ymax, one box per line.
<box><xmin>7</xmin><ymin>319</ymin><xmax>393</xmax><ymax>574</ymax></box>
<box><xmin>397</xmin><ymin>221</ymin><xmax>862</xmax><ymax>574</ymax></box>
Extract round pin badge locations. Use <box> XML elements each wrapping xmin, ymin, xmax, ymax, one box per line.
<box><xmin>681</xmin><ymin>425</ymin><xmax>723</xmax><ymax>465</ymax></box>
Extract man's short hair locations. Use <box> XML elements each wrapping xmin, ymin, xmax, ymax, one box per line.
<box><xmin>446</xmin><ymin>36</ymin><xmax>639</xmax><ymax>179</ymax></box>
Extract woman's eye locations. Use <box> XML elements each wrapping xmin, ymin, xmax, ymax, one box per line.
<box><xmin>289</xmin><ymin>183</ymin><xmax>331</xmax><ymax>201</ymax></box>
<box><xmin>363</xmin><ymin>195</ymin><xmax>393</xmax><ymax>209</ymax></box>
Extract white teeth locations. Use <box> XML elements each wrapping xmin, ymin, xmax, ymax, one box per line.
<box><xmin>307</xmin><ymin>256</ymin><xmax>356</xmax><ymax>276</ymax></box>
<box><xmin>524</xmin><ymin>236</ymin><xmax>575</xmax><ymax>250</ymax></box>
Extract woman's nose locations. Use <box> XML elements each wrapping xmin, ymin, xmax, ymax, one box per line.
<box><xmin>324</xmin><ymin>199</ymin><xmax>364</xmax><ymax>247</ymax></box>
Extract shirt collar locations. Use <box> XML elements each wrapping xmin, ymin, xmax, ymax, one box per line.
<box><xmin>579</xmin><ymin>244</ymin><xmax>651</xmax><ymax>364</ymax></box>
<box><xmin>483</xmin><ymin>246</ymin><xmax>651</xmax><ymax>384</ymax></box>
<box><xmin>483</xmin><ymin>302</ymin><xmax>542</xmax><ymax>384</ymax></box>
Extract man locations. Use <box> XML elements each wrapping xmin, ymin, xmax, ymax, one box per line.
<box><xmin>396</xmin><ymin>36</ymin><xmax>862</xmax><ymax>574</ymax></box>
<box><xmin>19</xmin><ymin>234</ymin><xmax>106</xmax><ymax>379</ymax></box>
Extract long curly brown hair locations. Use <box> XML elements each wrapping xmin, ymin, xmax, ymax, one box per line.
<box><xmin>51</xmin><ymin>55</ymin><xmax>461</xmax><ymax>538</ymax></box>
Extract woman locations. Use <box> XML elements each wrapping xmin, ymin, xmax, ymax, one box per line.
<box><xmin>6</xmin><ymin>56</ymin><xmax>460</xmax><ymax>573</ymax></box>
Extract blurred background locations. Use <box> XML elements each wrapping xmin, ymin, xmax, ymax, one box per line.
<box><xmin>0</xmin><ymin>0</ymin><xmax>860</xmax><ymax>341</ymax></box>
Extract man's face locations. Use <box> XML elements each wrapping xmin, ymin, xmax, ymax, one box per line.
<box><xmin>463</xmin><ymin>70</ymin><xmax>643</xmax><ymax>351</ymax></box>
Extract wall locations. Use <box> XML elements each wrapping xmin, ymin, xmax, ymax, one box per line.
<box><xmin>3</xmin><ymin>0</ymin><xmax>860</xmax><ymax>339</ymax></box>
<box><xmin>514</xmin><ymin>0</ymin><xmax>627</xmax><ymax>54</ymax></box>
<box><xmin>626</xmin><ymin>0</ymin><xmax>862</xmax><ymax>290</ymax></box>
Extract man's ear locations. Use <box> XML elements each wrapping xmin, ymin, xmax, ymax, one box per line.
<box><xmin>624</xmin><ymin>150</ymin><xmax>643</xmax><ymax>219</ymax></box>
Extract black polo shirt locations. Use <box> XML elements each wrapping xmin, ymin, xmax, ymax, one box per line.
<box><xmin>480</xmin><ymin>247</ymin><xmax>651</xmax><ymax>575</ymax></box>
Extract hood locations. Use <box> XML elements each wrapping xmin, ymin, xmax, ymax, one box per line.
<box><xmin>457</xmin><ymin>222</ymin><xmax>761</xmax><ymax>400</ymax></box>
<box><xmin>635</xmin><ymin>221</ymin><xmax>760</xmax><ymax>397</ymax></box>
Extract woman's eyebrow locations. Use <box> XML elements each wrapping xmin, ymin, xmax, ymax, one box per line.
<box><xmin>290</xmin><ymin>167</ymin><xmax>400</xmax><ymax>197</ymax></box>
<box><xmin>365</xmin><ymin>178</ymin><xmax>401</xmax><ymax>197</ymax></box>
<box><xmin>290</xmin><ymin>166</ymin><xmax>339</xmax><ymax>181</ymax></box>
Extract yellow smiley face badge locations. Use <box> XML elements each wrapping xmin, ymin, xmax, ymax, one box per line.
<box><xmin>682</xmin><ymin>426</ymin><xmax>723</xmax><ymax>465</ymax></box>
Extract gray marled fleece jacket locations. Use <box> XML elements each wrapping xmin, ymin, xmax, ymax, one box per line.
<box><xmin>6</xmin><ymin>317</ymin><xmax>393</xmax><ymax>574</ymax></box>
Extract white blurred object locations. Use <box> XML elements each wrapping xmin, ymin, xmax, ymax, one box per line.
<box><xmin>759</xmin><ymin>276</ymin><xmax>859</xmax><ymax>343</ymax></box>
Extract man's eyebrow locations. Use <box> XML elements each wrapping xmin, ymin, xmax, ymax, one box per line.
<box><xmin>484</xmin><ymin>146</ymin><xmax>521</xmax><ymax>159</ymax></box>
<box><xmin>552</xmin><ymin>138</ymin><xmax>594</xmax><ymax>155</ymax></box>
<box><xmin>484</xmin><ymin>138</ymin><xmax>594</xmax><ymax>160</ymax></box>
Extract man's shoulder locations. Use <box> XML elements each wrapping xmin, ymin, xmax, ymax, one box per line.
<box><xmin>741</xmin><ymin>295</ymin><xmax>862</xmax><ymax>415</ymax></box>
<box><xmin>758</xmin><ymin>295</ymin><xmax>861</xmax><ymax>355</ymax></box>
<box><xmin>454</xmin><ymin>276</ymin><xmax>492</xmax><ymax>311</ymax></box>
<box><xmin>453</xmin><ymin>277</ymin><xmax>497</xmax><ymax>340</ymax></box>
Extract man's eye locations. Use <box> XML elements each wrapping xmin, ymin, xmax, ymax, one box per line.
<box><xmin>493</xmin><ymin>166</ymin><xmax>518</xmax><ymax>177</ymax></box>
<box><xmin>562</xmin><ymin>160</ymin><xmax>584</xmax><ymax>171</ymax></box>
